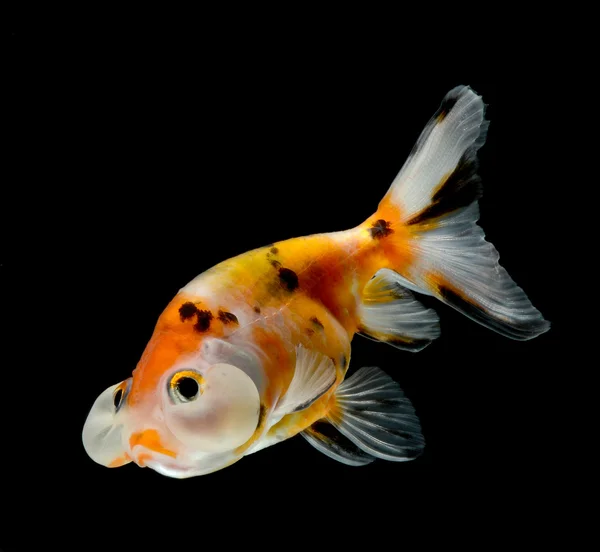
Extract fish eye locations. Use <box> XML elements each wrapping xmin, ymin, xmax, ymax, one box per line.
<box><xmin>163</xmin><ymin>363</ymin><xmax>260</xmax><ymax>453</ymax></box>
<box><xmin>83</xmin><ymin>377</ymin><xmax>134</xmax><ymax>467</ymax></box>
<box><xmin>169</xmin><ymin>370</ymin><xmax>204</xmax><ymax>404</ymax></box>
<box><xmin>177</xmin><ymin>378</ymin><xmax>199</xmax><ymax>400</ymax></box>
<box><xmin>113</xmin><ymin>389</ymin><xmax>123</xmax><ymax>409</ymax></box>
<box><xmin>112</xmin><ymin>379</ymin><xmax>131</xmax><ymax>413</ymax></box>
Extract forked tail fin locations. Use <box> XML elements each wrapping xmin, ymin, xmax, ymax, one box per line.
<box><xmin>366</xmin><ymin>86</ymin><xmax>549</xmax><ymax>340</ymax></box>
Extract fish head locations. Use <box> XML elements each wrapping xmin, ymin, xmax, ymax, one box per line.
<box><xmin>82</xmin><ymin>335</ymin><xmax>266</xmax><ymax>478</ymax></box>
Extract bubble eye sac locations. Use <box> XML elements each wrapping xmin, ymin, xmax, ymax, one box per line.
<box><xmin>168</xmin><ymin>370</ymin><xmax>204</xmax><ymax>404</ymax></box>
<box><xmin>164</xmin><ymin>363</ymin><xmax>260</xmax><ymax>453</ymax></box>
<box><xmin>82</xmin><ymin>378</ymin><xmax>133</xmax><ymax>467</ymax></box>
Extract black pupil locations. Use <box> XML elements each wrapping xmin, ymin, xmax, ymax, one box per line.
<box><xmin>177</xmin><ymin>377</ymin><xmax>199</xmax><ymax>400</ymax></box>
<box><xmin>113</xmin><ymin>389</ymin><xmax>123</xmax><ymax>409</ymax></box>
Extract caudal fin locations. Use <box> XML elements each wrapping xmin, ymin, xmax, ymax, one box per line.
<box><xmin>369</xmin><ymin>86</ymin><xmax>549</xmax><ymax>340</ymax></box>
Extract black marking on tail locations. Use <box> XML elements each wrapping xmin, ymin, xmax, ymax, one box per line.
<box><xmin>369</xmin><ymin>219</ymin><xmax>394</xmax><ymax>239</ymax></box>
<box><xmin>438</xmin><ymin>284</ymin><xmax>548</xmax><ymax>340</ymax></box>
<box><xmin>406</xmin><ymin>149</ymin><xmax>483</xmax><ymax>226</ymax></box>
<box><xmin>434</xmin><ymin>94</ymin><xmax>459</xmax><ymax>122</ymax></box>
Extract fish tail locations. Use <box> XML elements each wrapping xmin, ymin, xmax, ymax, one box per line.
<box><xmin>362</xmin><ymin>85</ymin><xmax>549</xmax><ymax>341</ymax></box>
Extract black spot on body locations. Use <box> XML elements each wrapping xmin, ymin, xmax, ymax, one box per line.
<box><xmin>340</xmin><ymin>354</ymin><xmax>347</xmax><ymax>368</ymax></box>
<box><xmin>218</xmin><ymin>310</ymin><xmax>238</xmax><ymax>325</ymax></box>
<box><xmin>310</xmin><ymin>316</ymin><xmax>324</xmax><ymax>330</ymax></box>
<box><xmin>253</xmin><ymin>306</ymin><xmax>261</xmax><ymax>314</ymax></box>
<box><xmin>194</xmin><ymin>310</ymin><xmax>213</xmax><ymax>332</ymax></box>
<box><xmin>179</xmin><ymin>302</ymin><xmax>198</xmax><ymax>321</ymax></box>
<box><xmin>407</xmin><ymin>149</ymin><xmax>483</xmax><ymax>226</ymax></box>
<box><xmin>369</xmin><ymin>219</ymin><xmax>393</xmax><ymax>240</ymax></box>
<box><xmin>435</xmin><ymin>93</ymin><xmax>459</xmax><ymax>122</ymax></box>
<box><xmin>270</xmin><ymin>246</ymin><xmax>279</xmax><ymax>254</ymax></box>
<box><xmin>278</xmin><ymin>267</ymin><xmax>299</xmax><ymax>292</ymax></box>
<box><xmin>270</xmin><ymin>259</ymin><xmax>282</xmax><ymax>269</ymax></box>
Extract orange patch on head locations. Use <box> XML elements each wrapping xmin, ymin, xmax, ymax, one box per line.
<box><xmin>250</xmin><ymin>326</ymin><xmax>293</xmax><ymax>395</ymax></box>
<box><xmin>108</xmin><ymin>453</ymin><xmax>131</xmax><ymax>468</ymax></box>
<box><xmin>128</xmin><ymin>294</ymin><xmax>208</xmax><ymax>406</ymax></box>
<box><xmin>129</xmin><ymin>429</ymin><xmax>177</xmax><ymax>459</ymax></box>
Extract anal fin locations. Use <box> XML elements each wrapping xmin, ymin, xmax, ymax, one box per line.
<box><xmin>301</xmin><ymin>420</ymin><xmax>375</xmax><ymax>467</ymax></box>
<box><xmin>358</xmin><ymin>268</ymin><xmax>440</xmax><ymax>352</ymax></box>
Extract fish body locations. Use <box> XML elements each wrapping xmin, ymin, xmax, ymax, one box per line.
<box><xmin>83</xmin><ymin>86</ymin><xmax>550</xmax><ymax>478</ymax></box>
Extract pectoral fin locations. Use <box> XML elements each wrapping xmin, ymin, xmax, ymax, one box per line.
<box><xmin>275</xmin><ymin>345</ymin><xmax>337</xmax><ymax>416</ymax></box>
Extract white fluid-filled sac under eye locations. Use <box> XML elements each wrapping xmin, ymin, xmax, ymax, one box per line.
<box><xmin>82</xmin><ymin>380</ymin><xmax>131</xmax><ymax>466</ymax></box>
<box><xmin>164</xmin><ymin>363</ymin><xmax>260</xmax><ymax>453</ymax></box>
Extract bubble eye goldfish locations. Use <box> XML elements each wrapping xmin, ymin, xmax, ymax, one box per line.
<box><xmin>82</xmin><ymin>86</ymin><xmax>549</xmax><ymax>478</ymax></box>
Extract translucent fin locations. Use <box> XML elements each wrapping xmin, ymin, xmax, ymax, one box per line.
<box><xmin>275</xmin><ymin>345</ymin><xmax>336</xmax><ymax>416</ymax></box>
<box><xmin>326</xmin><ymin>367</ymin><xmax>424</xmax><ymax>462</ymax></box>
<box><xmin>385</xmin><ymin>85</ymin><xmax>488</xmax><ymax>221</ymax></box>
<box><xmin>408</xmin><ymin>204</ymin><xmax>550</xmax><ymax>339</ymax></box>
<box><xmin>358</xmin><ymin>268</ymin><xmax>440</xmax><ymax>352</ymax></box>
<box><xmin>375</xmin><ymin>85</ymin><xmax>550</xmax><ymax>340</ymax></box>
<box><xmin>301</xmin><ymin>420</ymin><xmax>375</xmax><ymax>466</ymax></box>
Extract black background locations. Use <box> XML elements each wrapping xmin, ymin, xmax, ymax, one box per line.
<box><xmin>3</xmin><ymin>27</ymin><xmax>559</xmax><ymax>551</ymax></box>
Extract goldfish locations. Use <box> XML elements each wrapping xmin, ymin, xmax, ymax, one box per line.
<box><xmin>82</xmin><ymin>85</ymin><xmax>549</xmax><ymax>478</ymax></box>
